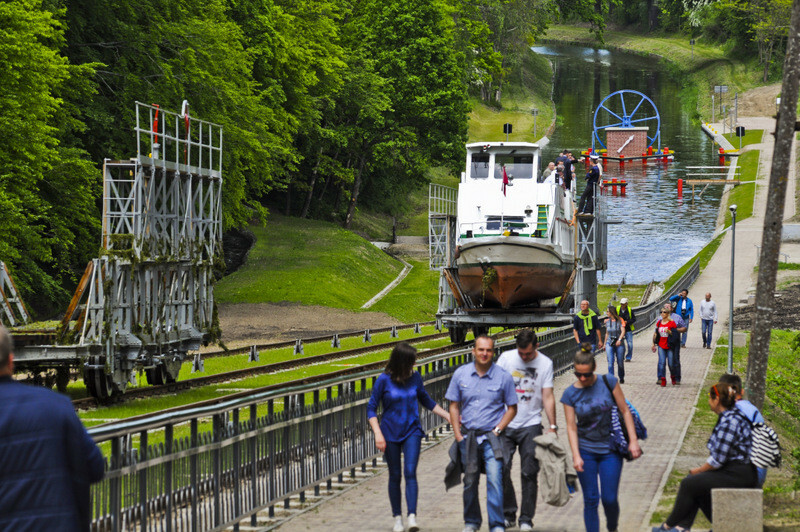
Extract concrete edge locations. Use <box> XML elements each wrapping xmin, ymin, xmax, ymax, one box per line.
<box><xmin>361</xmin><ymin>256</ymin><xmax>412</xmax><ymax>309</ymax></box>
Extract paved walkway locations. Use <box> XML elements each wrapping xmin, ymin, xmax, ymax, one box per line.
<box><xmin>278</xmin><ymin>117</ymin><xmax>794</xmax><ymax>532</ymax></box>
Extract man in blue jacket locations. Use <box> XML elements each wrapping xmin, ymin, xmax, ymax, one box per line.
<box><xmin>0</xmin><ymin>326</ymin><xmax>104</xmax><ymax>531</ymax></box>
<box><xmin>669</xmin><ymin>289</ymin><xmax>694</xmax><ymax>347</ymax></box>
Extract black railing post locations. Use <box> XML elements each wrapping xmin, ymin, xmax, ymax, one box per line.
<box><xmin>213</xmin><ymin>413</ymin><xmax>222</xmax><ymax>527</ymax></box>
<box><xmin>190</xmin><ymin>419</ymin><xmax>198</xmax><ymax>532</ymax></box>
<box><xmin>110</xmin><ymin>437</ymin><xmax>121</xmax><ymax>532</ymax></box>
<box><xmin>250</xmin><ymin>404</ymin><xmax>257</xmax><ymax>527</ymax></box>
<box><xmin>232</xmin><ymin>408</ymin><xmax>241</xmax><ymax>531</ymax></box>
<box><xmin>139</xmin><ymin>431</ymin><xmax>148</xmax><ymax>531</ymax></box>
<box><xmin>164</xmin><ymin>424</ymin><xmax>173</xmax><ymax>532</ymax></box>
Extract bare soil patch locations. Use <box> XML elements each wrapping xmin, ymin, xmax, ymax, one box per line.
<box><xmin>211</xmin><ymin>302</ymin><xmax>402</xmax><ymax>350</ymax></box>
<box><xmin>733</xmin><ymin>282</ymin><xmax>800</xmax><ymax>330</ymax></box>
<box><xmin>738</xmin><ymin>83</ymin><xmax>781</xmax><ymax>118</ymax></box>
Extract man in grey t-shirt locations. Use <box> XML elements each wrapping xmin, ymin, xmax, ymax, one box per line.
<box><xmin>495</xmin><ymin>330</ymin><xmax>557</xmax><ymax>530</ymax></box>
<box><xmin>699</xmin><ymin>292</ymin><xmax>718</xmax><ymax>349</ymax></box>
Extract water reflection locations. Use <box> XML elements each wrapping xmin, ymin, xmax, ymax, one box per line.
<box><xmin>532</xmin><ymin>44</ymin><xmax>725</xmax><ymax>285</ymax></box>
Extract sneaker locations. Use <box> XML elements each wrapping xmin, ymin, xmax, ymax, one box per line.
<box><xmin>462</xmin><ymin>525</ymin><xmax>479</xmax><ymax>532</ymax></box>
<box><xmin>520</xmin><ymin>523</ymin><xmax>534</xmax><ymax>531</ymax></box>
<box><xmin>671</xmin><ymin>376</ymin><xmax>677</xmax><ymax>386</ymax></box>
<box><xmin>660</xmin><ymin>377</ymin><xmax>667</xmax><ymax>387</ymax></box>
<box><xmin>619</xmin><ymin>377</ymin><xmax>624</xmax><ymax>384</ymax></box>
<box><xmin>393</xmin><ymin>516</ymin><xmax>404</xmax><ymax>532</ymax></box>
<box><xmin>407</xmin><ymin>513</ymin><xmax>419</xmax><ymax>532</ymax></box>
<box><xmin>504</xmin><ymin>518</ymin><xmax>515</xmax><ymax>528</ymax></box>
<box><xmin>625</xmin><ymin>357</ymin><xmax>632</xmax><ymax>362</ymax></box>
<box><xmin>702</xmin><ymin>343</ymin><xmax>706</xmax><ymax>348</ymax></box>
<box><xmin>681</xmin><ymin>343</ymin><xmax>686</xmax><ymax>348</ymax></box>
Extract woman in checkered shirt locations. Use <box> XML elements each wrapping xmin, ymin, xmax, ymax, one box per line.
<box><xmin>652</xmin><ymin>383</ymin><xmax>758</xmax><ymax>531</ymax></box>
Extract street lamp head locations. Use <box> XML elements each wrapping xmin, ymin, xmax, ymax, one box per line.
<box><xmin>729</xmin><ymin>204</ymin><xmax>737</xmax><ymax>213</ymax></box>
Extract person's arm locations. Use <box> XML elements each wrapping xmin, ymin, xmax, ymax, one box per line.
<box><xmin>690</xmin><ymin>462</ymin><xmax>715</xmax><ymax>475</ymax></box>
<box><xmin>618</xmin><ymin>320</ymin><xmax>626</xmax><ymax>346</ymax></box>
<box><xmin>596</xmin><ymin>328</ymin><xmax>602</xmax><ymax>347</ymax></box>
<box><xmin>563</xmin><ymin>404</ymin><xmax>583</xmax><ymax>472</ymax></box>
<box><xmin>611</xmin><ymin>382</ymin><xmax>642</xmax><ymax>459</ymax></box>
<box><xmin>542</xmin><ymin>387</ymin><xmax>557</xmax><ymax>432</ymax></box>
<box><xmin>676</xmin><ymin>319</ymin><xmax>687</xmax><ymax>333</ymax></box>
<box><xmin>629</xmin><ymin>308</ymin><xmax>636</xmax><ymax>326</ymax></box>
<box><xmin>652</xmin><ymin>325</ymin><xmax>659</xmax><ymax>352</ymax></box>
<box><xmin>368</xmin><ymin>416</ymin><xmax>386</xmax><ymax>452</ymax></box>
<box><xmin>497</xmin><ymin>404</ymin><xmax>517</xmax><ymax>432</ymax></box>
<box><xmin>689</xmin><ymin>300</ymin><xmax>694</xmax><ymax>322</ymax></box>
<box><xmin>432</xmin><ymin>404</ymin><xmax>451</xmax><ymax>423</ymax></box>
<box><xmin>450</xmin><ymin>401</ymin><xmax>464</xmax><ymax>441</ymax></box>
<box><xmin>573</xmin><ymin>327</ymin><xmax>581</xmax><ymax>344</ymax></box>
<box><xmin>713</xmin><ymin>302</ymin><xmax>718</xmax><ymax>323</ymax></box>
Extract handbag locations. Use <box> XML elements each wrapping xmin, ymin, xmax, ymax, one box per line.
<box><xmin>602</xmin><ymin>375</ymin><xmax>647</xmax><ymax>460</ymax></box>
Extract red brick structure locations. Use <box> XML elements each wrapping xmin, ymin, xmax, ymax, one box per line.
<box><xmin>606</xmin><ymin>127</ymin><xmax>649</xmax><ymax>158</ymax></box>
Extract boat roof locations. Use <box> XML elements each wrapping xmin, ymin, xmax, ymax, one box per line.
<box><xmin>466</xmin><ymin>141</ymin><xmax>540</xmax><ymax>151</ymax></box>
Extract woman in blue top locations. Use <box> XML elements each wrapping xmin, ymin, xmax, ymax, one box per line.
<box><xmin>561</xmin><ymin>348</ymin><xmax>642</xmax><ymax>532</ymax></box>
<box><xmin>653</xmin><ymin>383</ymin><xmax>757</xmax><ymax>531</ymax></box>
<box><xmin>368</xmin><ymin>343</ymin><xmax>450</xmax><ymax>532</ymax></box>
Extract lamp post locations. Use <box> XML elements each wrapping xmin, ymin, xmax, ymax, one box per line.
<box><xmin>728</xmin><ymin>204</ymin><xmax>737</xmax><ymax>374</ymax></box>
<box><xmin>531</xmin><ymin>108</ymin><xmax>540</xmax><ymax>138</ymax></box>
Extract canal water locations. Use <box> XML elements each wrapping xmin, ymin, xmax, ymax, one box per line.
<box><xmin>532</xmin><ymin>44</ymin><xmax>724</xmax><ymax>285</ymax></box>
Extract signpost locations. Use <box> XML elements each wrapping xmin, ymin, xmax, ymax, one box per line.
<box><xmin>531</xmin><ymin>108</ymin><xmax>539</xmax><ymax>138</ymax></box>
<box><xmin>504</xmin><ymin>122</ymin><xmax>513</xmax><ymax>142</ymax></box>
<box><xmin>736</xmin><ymin>125</ymin><xmax>746</xmax><ymax>150</ymax></box>
<box><xmin>714</xmin><ymin>85</ymin><xmax>728</xmax><ymax>118</ymax></box>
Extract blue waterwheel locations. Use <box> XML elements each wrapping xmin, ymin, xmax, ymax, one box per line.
<box><xmin>592</xmin><ymin>90</ymin><xmax>661</xmax><ymax>152</ymax></box>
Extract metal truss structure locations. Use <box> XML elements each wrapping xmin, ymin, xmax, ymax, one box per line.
<box><xmin>428</xmin><ymin>184</ymin><xmax>457</xmax><ymax>271</ymax></box>
<box><xmin>0</xmin><ymin>262</ymin><xmax>30</xmax><ymax>327</ymax></box>
<box><xmin>15</xmin><ymin>102</ymin><xmax>223</xmax><ymax>399</ymax></box>
<box><xmin>573</xmin><ymin>187</ymin><xmax>610</xmax><ymax>311</ymax></box>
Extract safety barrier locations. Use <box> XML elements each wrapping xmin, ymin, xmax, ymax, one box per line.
<box><xmin>87</xmin><ymin>260</ymin><xmax>699</xmax><ymax>531</ymax></box>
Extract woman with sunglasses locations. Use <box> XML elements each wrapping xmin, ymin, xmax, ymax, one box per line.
<box><xmin>561</xmin><ymin>348</ymin><xmax>642</xmax><ymax>532</ymax></box>
<box><xmin>653</xmin><ymin>383</ymin><xmax>757</xmax><ymax>531</ymax></box>
<box><xmin>651</xmin><ymin>307</ymin><xmax>678</xmax><ymax>387</ymax></box>
<box><xmin>367</xmin><ymin>343</ymin><xmax>451</xmax><ymax>532</ymax></box>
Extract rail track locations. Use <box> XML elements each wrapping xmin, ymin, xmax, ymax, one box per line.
<box><xmin>73</xmin><ymin>330</ymin><xmax>451</xmax><ymax>410</ymax></box>
<box><xmin>87</xmin><ymin>329</ymin><xmax>520</xmax><ymax>427</ymax></box>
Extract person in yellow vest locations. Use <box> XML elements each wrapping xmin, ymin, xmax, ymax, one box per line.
<box><xmin>615</xmin><ymin>298</ymin><xmax>636</xmax><ymax>362</ymax></box>
<box><xmin>572</xmin><ymin>300</ymin><xmax>602</xmax><ymax>352</ymax></box>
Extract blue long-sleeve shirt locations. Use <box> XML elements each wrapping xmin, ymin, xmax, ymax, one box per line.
<box><xmin>367</xmin><ymin>372</ymin><xmax>437</xmax><ymax>442</ymax></box>
<box><xmin>669</xmin><ymin>294</ymin><xmax>694</xmax><ymax>320</ymax></box>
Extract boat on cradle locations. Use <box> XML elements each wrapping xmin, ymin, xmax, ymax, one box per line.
<box><xmin>455</xmin><ymin>142</ymin><xmax>576</xmax><ymax>309</ymax></box>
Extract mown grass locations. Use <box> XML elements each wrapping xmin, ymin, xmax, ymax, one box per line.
<box><xmin>723</xmin><ymin>129</ymin><xmax>764</xmax><ymax>149</ymax></box>
<box><xmin>214</xmin><ymin>214</ymin><xmax>402</xmax><ymax>309</ymax></box>
<box><xmin>369</xmin><ymin>259</ymin><xmax>441</xmax><ymax>323</ymax></box>
<box><xmin>650</xmin><ymin>330</ymin><xmax>800</xmax><ymax>527</ymax></box>
<box><xmin>723</xmin><ymin>150</ymin><xmax>760</xmax><ymax>227</ymax></box>
<box><xmin>541</xmin><ymin>26</ymin><xmax>767</xmax><ymax>122</ymax></box>
<box><xmin>468</xmin><ymin>51</ymin><xmax>555</xmax><ymax>143</ymax></box>
<box><xmin>597</xmin><ymin>284</ymin><xmax>648</xmax><ymax>308</ymax></box>
<box><xmin>663</xmin><ymin>234</ymin><xmax>724</xmax><ymax>290</ymax></box>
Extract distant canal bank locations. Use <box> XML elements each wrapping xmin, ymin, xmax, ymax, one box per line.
<box><xmin>533</xmin><ymin>43</ymin><xmax>726</xmax><ymax>285</ymax></box>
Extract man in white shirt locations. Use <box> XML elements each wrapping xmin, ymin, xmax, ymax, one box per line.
<box><xmin>496</xmin><ymin>330</ymin><xmax>557</xmax><ymax>530</ymax></box>
<box><xmin>699</xmin><ymin>292</ymin><xmax>718</xmax><ymax>349</ymax></box>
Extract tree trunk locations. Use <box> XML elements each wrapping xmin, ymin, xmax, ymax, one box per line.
<box><xmin>745</xmin><ymin>0</ymin><xmax>800</xmax><ymax>409</ymax></box>
<box><xmin>285</xmin><ymin>182</ymin><xmax>291</xmax><ymax>216</ymax></box>
<box><xmin>344</xmin><ymin>156</ymin><xmax>366</xmax><ymax>229</ymax></box>
<box><xmin>300</xmin><ymin>148</ymin><xmax>323</xmax><ymax>218</ymax></box>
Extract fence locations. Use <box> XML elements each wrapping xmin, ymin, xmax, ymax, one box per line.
<box><xmin>88</xmin><ymin>259</ymin><xmax>699</xmax><ymax>531</ymax></box>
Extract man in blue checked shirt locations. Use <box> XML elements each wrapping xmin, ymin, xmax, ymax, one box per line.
<box><xmin>447</xmin><ymin>335</ymin><xmax>518</xmax><ymax>532</ymax></box>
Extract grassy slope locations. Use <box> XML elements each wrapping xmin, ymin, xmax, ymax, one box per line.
<box><xmin>215</xmin><ymin>214</ymin><xmax>402</xmax><ymax>309</ymax></box>
<box><xmin>651</xmin><ymin>331</ymin><xmax>800</xmax><ymax>527</ymax></box>
<box><xmin>723</xmin><ymin>149</ymin><xmax>760</xmax><ymax>227</ymax></box>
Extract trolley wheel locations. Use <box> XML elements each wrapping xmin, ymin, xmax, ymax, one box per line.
<box><xmin>83</xmin><ymin>355</ymin><xmax>126</xmax><ymax>401</ymax></box>
<box><xmin>145</xmin><ymin>364</ymin><xmax>167</xmax><ymax>386</ymax></box>
<box><xmin>449</xmin><ymin>326</ymin><xmax>467</xmax><ymax>344</ymax></box>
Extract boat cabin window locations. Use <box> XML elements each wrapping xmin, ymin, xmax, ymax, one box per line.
<box><xmin>494</xmin><ymin>154</ymin><xmax>534</xmax><ymax>180</ymax></box>
<box><xmin>485</xmin><ymin>216</ymin><xmax>524</xmax><ymax>230</ymax></box>
<box><xmin>470</xmin><ymin>153</ymin><xmax>491</xmax><ymax>179</ymax></box>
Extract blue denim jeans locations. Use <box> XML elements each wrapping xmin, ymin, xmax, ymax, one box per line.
<box><xmin>657</xmin><ymin>346</ymin><xmax>675</xmax><ymax>380</ymax></box>
<box><xmin>681</xmin><ymin>322</ymin><xmax>690</xmax><ymax>345</ymax></box>
<box><xmin>384</xmin><ymin>435</ymin><xmax>422</xmax><ymax>516</ymax></box>
<box><xmin>605</xmin><ymin>341</ymin><xmax>625</xmax><ymax>381</ymax></box>
<box><xmin>576</xmin><ymin>449</ymin><xmax>623</xmax><ymax>532</ymax></box>
<box><xmin>460</xmin><ymin>438</ymin><xmax>504</xmax><ymax>529</ymax></box>
<box><xmin>623</xmin><ymin>330</ymin><xmax>634</xmax><ymax>361</ymax></box>
<box><xmin>701</xmin><ymin>319</ymin><xmax>714</xmax><ymax>346</ymax></box>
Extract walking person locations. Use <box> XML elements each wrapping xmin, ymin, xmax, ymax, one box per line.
<box><xmin>573</xmin><ymin>300</ymin><xmax>602</xmax><ymax>352</ymax></box>
<box><xmin>616</xmin><ymin>298</ymin><xmax>636</xmax><ymax>362</ymax></box>
<box><xmin>667</xmin><ymin>303</ymin><xmax>688</xmax><ymax>385</ymax></box>
<box><xmin>446</xmin><ymin>335</ymin><xmax>518</xmax><ymax>532</ymax></box>
<box><xmin>368</xmin><ymin>343</ymin><xmax>451</xmax><ymax>532</ymax></box>
<box><xmin>562</xmin><ymin>349</ymin><xmax>642</xmax><ymax>532</ymax></box>
<box><xmin>604</xmin><ymin>305</ymin><xmax>627</xmax><ymax>383</ymax></box>
<box><xmin>653</xmin><ymin>383</ymin><xmax>758</xmax><ymax>531</ymax></box>
<box><xmin>700</xmin><ymin>293</ymin><xmax>718</xmax><ymax>349</ymax></box>
<box><xmin>496</xmin><ymin>330</ymin><xmax>557</xmax><ymax>531</ymax></box>
<box><xmin>0</xmin><ymin>326</ymin><xmax>105</xmax><ymax>531</ymax></box>
<box><xmin>652</xmin><ymin>306</ymin><xmax>679</xmax><ymax>387</ymax></box>
<box><xmin>669</xmin><ymin>289</ymin><xmax>694</xmax><ymax>347</ymax></box>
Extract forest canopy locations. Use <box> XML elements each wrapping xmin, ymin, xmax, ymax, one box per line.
<box><xmin>1</xmin><ymin>0</ymin><xmax>783</xmax><ymax>316</ymax></box>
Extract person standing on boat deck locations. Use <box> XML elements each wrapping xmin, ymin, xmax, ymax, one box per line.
<box><xmin>615</xmin><ymin>298</ymin><xmax>636</xmax><ymax>362</ymax></box>
<box><xmin>604</xmin><ymin>305</ymin><xmax>627</xmax><ymax>383</ymax></box>
<box><xmin>495</xmin><ymin>329</ymin><xmax>557</xmax><ymax>531</ymax></box>
<box><xmin>447</xmin><ymin>335</ymin><xmax>518</xmax><ymax>532</ymax></box>
<box><xmin>699</xmin><ymin>293</ymin><xmax>718</xmax><ymax>349</ymax></box>
<box><xmin>578</xmin><ymin>154</ymin><xmax>601</xmax><ymax>214</ymax></box>
<box><xmin>669</xmin><ymin>289</ymin><xmax>694</xmax><ymax>347</ymax></box>
<box><xmin>563</xmin><ymin>151</ymin><xmax>576</xmax><ymax>191</ymax></box>
<box><xmin>573</xmin><ymin>300</ymin><xmax>602</xmax><ymax>352</ymax></box>
<box><xmin>368</xmin><ymin>343</ymin><xmax>451</xmax><ymax>532</ymax></box>
<box><xmin>541</xmin><ymin>162</ymin><xmax>556</xmax><ymax>183</ymax></box>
